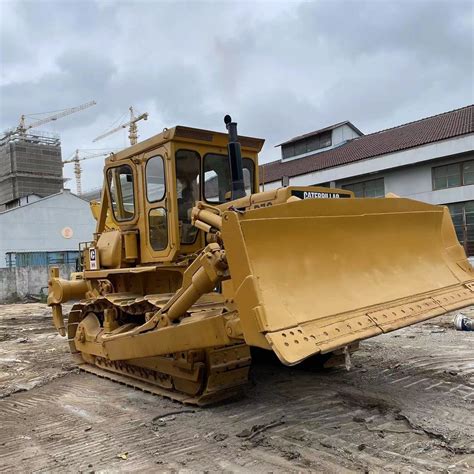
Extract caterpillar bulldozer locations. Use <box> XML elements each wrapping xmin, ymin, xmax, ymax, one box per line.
<box><xmin>48</xmin><ymin>115</ymin><xmax>474</xmax><ymax>405</ymax></box>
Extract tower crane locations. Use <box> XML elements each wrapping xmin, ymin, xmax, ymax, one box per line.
<box><xmin>1</xmin><ymin>100</ymin><xmax>97</xmax><ymax>147</ymax></box>
<box><xmin>17</xmin><ymin>100</ymin><xmax>97</xmax><ymax>134</ymax></box>
<box><xmin>63</xmin><ymin>149</ymin><xmax>113</xmax><ymax>196</ymax></box>
<box><xmin>93</xmin><ymin>106</ymin><xmax>148</xmax><ymax>146</ymax></box>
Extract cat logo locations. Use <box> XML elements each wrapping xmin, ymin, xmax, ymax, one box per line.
<box><xmin>89</xmin><ymin>248</ymin><xmax>98</xmax><ymax>270</ymax></box>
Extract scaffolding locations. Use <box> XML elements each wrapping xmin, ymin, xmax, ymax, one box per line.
<box><xmin>0</xmin><ymin>129</ymin><xmax>60</xmax><ymax>148</ymax></box>
<box><xmin>0</xmin><ymin>130</ymin><xmax>63</xmax><ymax>209</ymax></box>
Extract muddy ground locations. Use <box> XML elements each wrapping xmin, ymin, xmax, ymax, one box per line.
<box><xmin>0</xmin><ymin>303</ymin><xmax>473</xmax><ymax>472</ymax></box>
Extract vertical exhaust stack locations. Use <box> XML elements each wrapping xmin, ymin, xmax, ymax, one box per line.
<box><xmin>224</xmin><ymin>115</ymin><xmax>246</xmax><ymax>200</ymax></box>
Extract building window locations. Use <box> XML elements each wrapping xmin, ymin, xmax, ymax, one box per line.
<box><xmin>433</xmin><ymin>160</ymin><xmax>474</xmax><ymax>190</ymax></box>
<box><xmin>342</xmin><ymin>178</ymin><xmax>385</xmax><ymax>197</ymax></box>
<box><xmin>294</xmin><ymin>140</ymin><xmax>307</xmax><ymax>156</ymax></box>
<box><xmin>282</xmin><ymin>143</ymin><xmax>295</xmax><ymax>159</ymax></box>
<box><xmin>463</xmin><ymin>161</ymin><xmax>474</xmax><ymax>185</ymax></box>
<box><xmin>281</xmin><ymin>131</ymin><xmax>333</xmax><ymax>160</ymax></box>
<box><xmin>319</xmin><ymin>131</ymin><xmax>332</xmax><ymax>148</ymax></box>
<box><xmin>307</xmin><ymin>135</ymin><xmax>320</xmax><ymax>152</ymax></box>
<box><xmin>446</xmin><ymin>201</ymin><xmax>474</xmax><ymax>256</ymax></box>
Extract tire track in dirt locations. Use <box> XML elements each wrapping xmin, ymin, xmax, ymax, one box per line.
<box><xmin>1</xmin><ymin>363</ymin><xmax>472</xmax><ymax>472</ymax></box>
<box><xmin>0</xmin><ymin>304</ymin><xmax>473</xmax><ymax>472</ymax></box>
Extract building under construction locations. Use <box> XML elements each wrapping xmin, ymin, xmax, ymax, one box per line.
<box><xmin>0</xmin><ymin>100</ymin><xmax>97</xmax><ymax>211</ymax></box>
<box><xmin>0</xmin><ymin>130</ymin><xmax>64</xmax><ymax>211</ymax></box>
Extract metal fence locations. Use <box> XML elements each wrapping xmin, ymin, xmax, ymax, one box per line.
<box><xmin>5</xmin><ymin>251</ymin><xmax>80</xmax><ymax>268</ymax></box>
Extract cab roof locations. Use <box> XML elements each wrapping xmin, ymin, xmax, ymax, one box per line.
<box><xmin>108</xmin><ymin>126</ymin><xmax>265</xmax><ymax>163</ymax></box>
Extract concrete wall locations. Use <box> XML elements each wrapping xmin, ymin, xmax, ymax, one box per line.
<box><xmin>0</xmin><ymin>190</ymin><xmax>96</xmax><ymax>267</ymax></box>
<box><xmin>332</xmin><ymin>124</ymin><xmax>361</xmax><ymax>146</ymax></box>
<box><xmin>0</xmin><ymin>263</ymin><xmax>75</xmax><ymax>302</ymax></box>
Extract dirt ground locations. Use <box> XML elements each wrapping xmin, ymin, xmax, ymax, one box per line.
<box><xmin>0</xmin><ymin>303</ymin><xmax>473</xmax><ymax>473</ymax></box>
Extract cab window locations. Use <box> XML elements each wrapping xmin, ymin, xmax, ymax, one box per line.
<box><xmin>149</xmin><ymin>208</ymin><xmax>168</xmax><ymax>251</ymax></box>
<box><xmin>146</xmin><ymin>156</ymin><xmax>166</xmax><ymax>202</ymax></box>
<box><xmin>243</xmin><ymin>159</ymin><xmax>255</xmax><ymax>196</ymax></box>
<box><xmin>107</xmin><ymin>165</ymin><xmax>135</xmax><ymax>221</ymax></box>
<box><xmin>146</xmin><ymin>156</ymin><xmax>168</xmax><ymax>251</ymax></box>
<box><xmin>203</xmin><ymin>154</ymin><xmax>255</xmax><ymax>203</ymax></box>
<box><xmin>176</xmin><ymin>150</ymin><xmax>200</xmax><ymax>244</ymax></box>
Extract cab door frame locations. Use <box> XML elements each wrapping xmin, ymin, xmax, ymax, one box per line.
<box><xmin>140</xmin><ymin>144</ymin><xmax>179</xmax><ymax>263</ymax></box>
<box><xmin>103</xmin><ymin>158</ymin><xmax>140</xmax><ymax>228</ymax></box>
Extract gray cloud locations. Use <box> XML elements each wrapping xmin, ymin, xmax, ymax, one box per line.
<box><xmin>1</xmin><ymin>0</ymin><xmax>472</xmax><ymax>192</ymax></box>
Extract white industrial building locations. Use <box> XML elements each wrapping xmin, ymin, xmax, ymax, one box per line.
<box><xmin>261</xmin><ymin>105</ymin><xmax>474</xmax><ymax>255</ymax></box>
<box><xmin>0</xmin><ymin>189</ymin><xmax>96</xmax><ymax>268</ymax></box>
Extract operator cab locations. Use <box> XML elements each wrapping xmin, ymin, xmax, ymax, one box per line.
<box><xmin>96</xmin><ymin>125</ymin><xmax>264</xmax><ymax>268</ymax></box>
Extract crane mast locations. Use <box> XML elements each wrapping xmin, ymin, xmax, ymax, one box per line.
<box><xmin>63</xmin><ymin>149</ymin><xmax>113</xmax><ymax>196</ymax></box>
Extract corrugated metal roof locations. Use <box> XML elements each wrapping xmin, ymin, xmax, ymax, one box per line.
<box><xmin>0</xmin><ymin>189</ymin><xmax>88</xmax><ymax>215</ymax></box>
<box><xmin>261</xmin><ymin>105</ymin><xmax>474</xmax><ymax>184</ymax></box>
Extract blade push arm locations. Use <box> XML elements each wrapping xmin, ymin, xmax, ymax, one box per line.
<box><xmin>161</xmin><ymin>243</ymin><xmax>228</xmax><ymax>323</ymax></box>
<box><xmin>103</xmin><ymin>242</ymin><xmax>230</xmax><ymax>341</ymax></box>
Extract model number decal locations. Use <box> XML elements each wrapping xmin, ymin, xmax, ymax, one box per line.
<box><xmin>253</xmin><ymin>202</ymin><xmax>273</xmax><ymax>209</ymax></box>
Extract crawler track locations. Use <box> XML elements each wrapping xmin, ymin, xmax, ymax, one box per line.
<box><xmin>67</xmin><ymin>300</ymin><xmax>251</xmax><ymax>406</ymax></box>
<box><xmin>78</xmin><ymin>361</ymin><xmax>247</xmax><ymax>406</ymax></box>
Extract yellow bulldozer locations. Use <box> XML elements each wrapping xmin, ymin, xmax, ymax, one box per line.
<box><xmin>48</xmin><ymin>115</ymin><xmax>474</xmax><ymax>404</ymax></box>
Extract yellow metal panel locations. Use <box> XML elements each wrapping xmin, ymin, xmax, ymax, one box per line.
<box><xmin>266</xmin><ymin>284</ymin><xmax>474</xmax><ymax>365</ymax></box>
<box><xmin>103</xmin><ymin>313</ymin><xmax>232</xmax><ymax>360</ymax></box>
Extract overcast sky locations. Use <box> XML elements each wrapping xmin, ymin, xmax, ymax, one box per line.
<box><xmin>1</xmin><ymin>0</ymin><xmax>473</xmax><ymax>193</ymax></box>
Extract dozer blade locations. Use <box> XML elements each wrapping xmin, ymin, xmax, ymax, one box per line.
<box><xmin>222</xmin><ymin>197</ymin><xmax>474</xmax><ymax>365</ymax></box>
